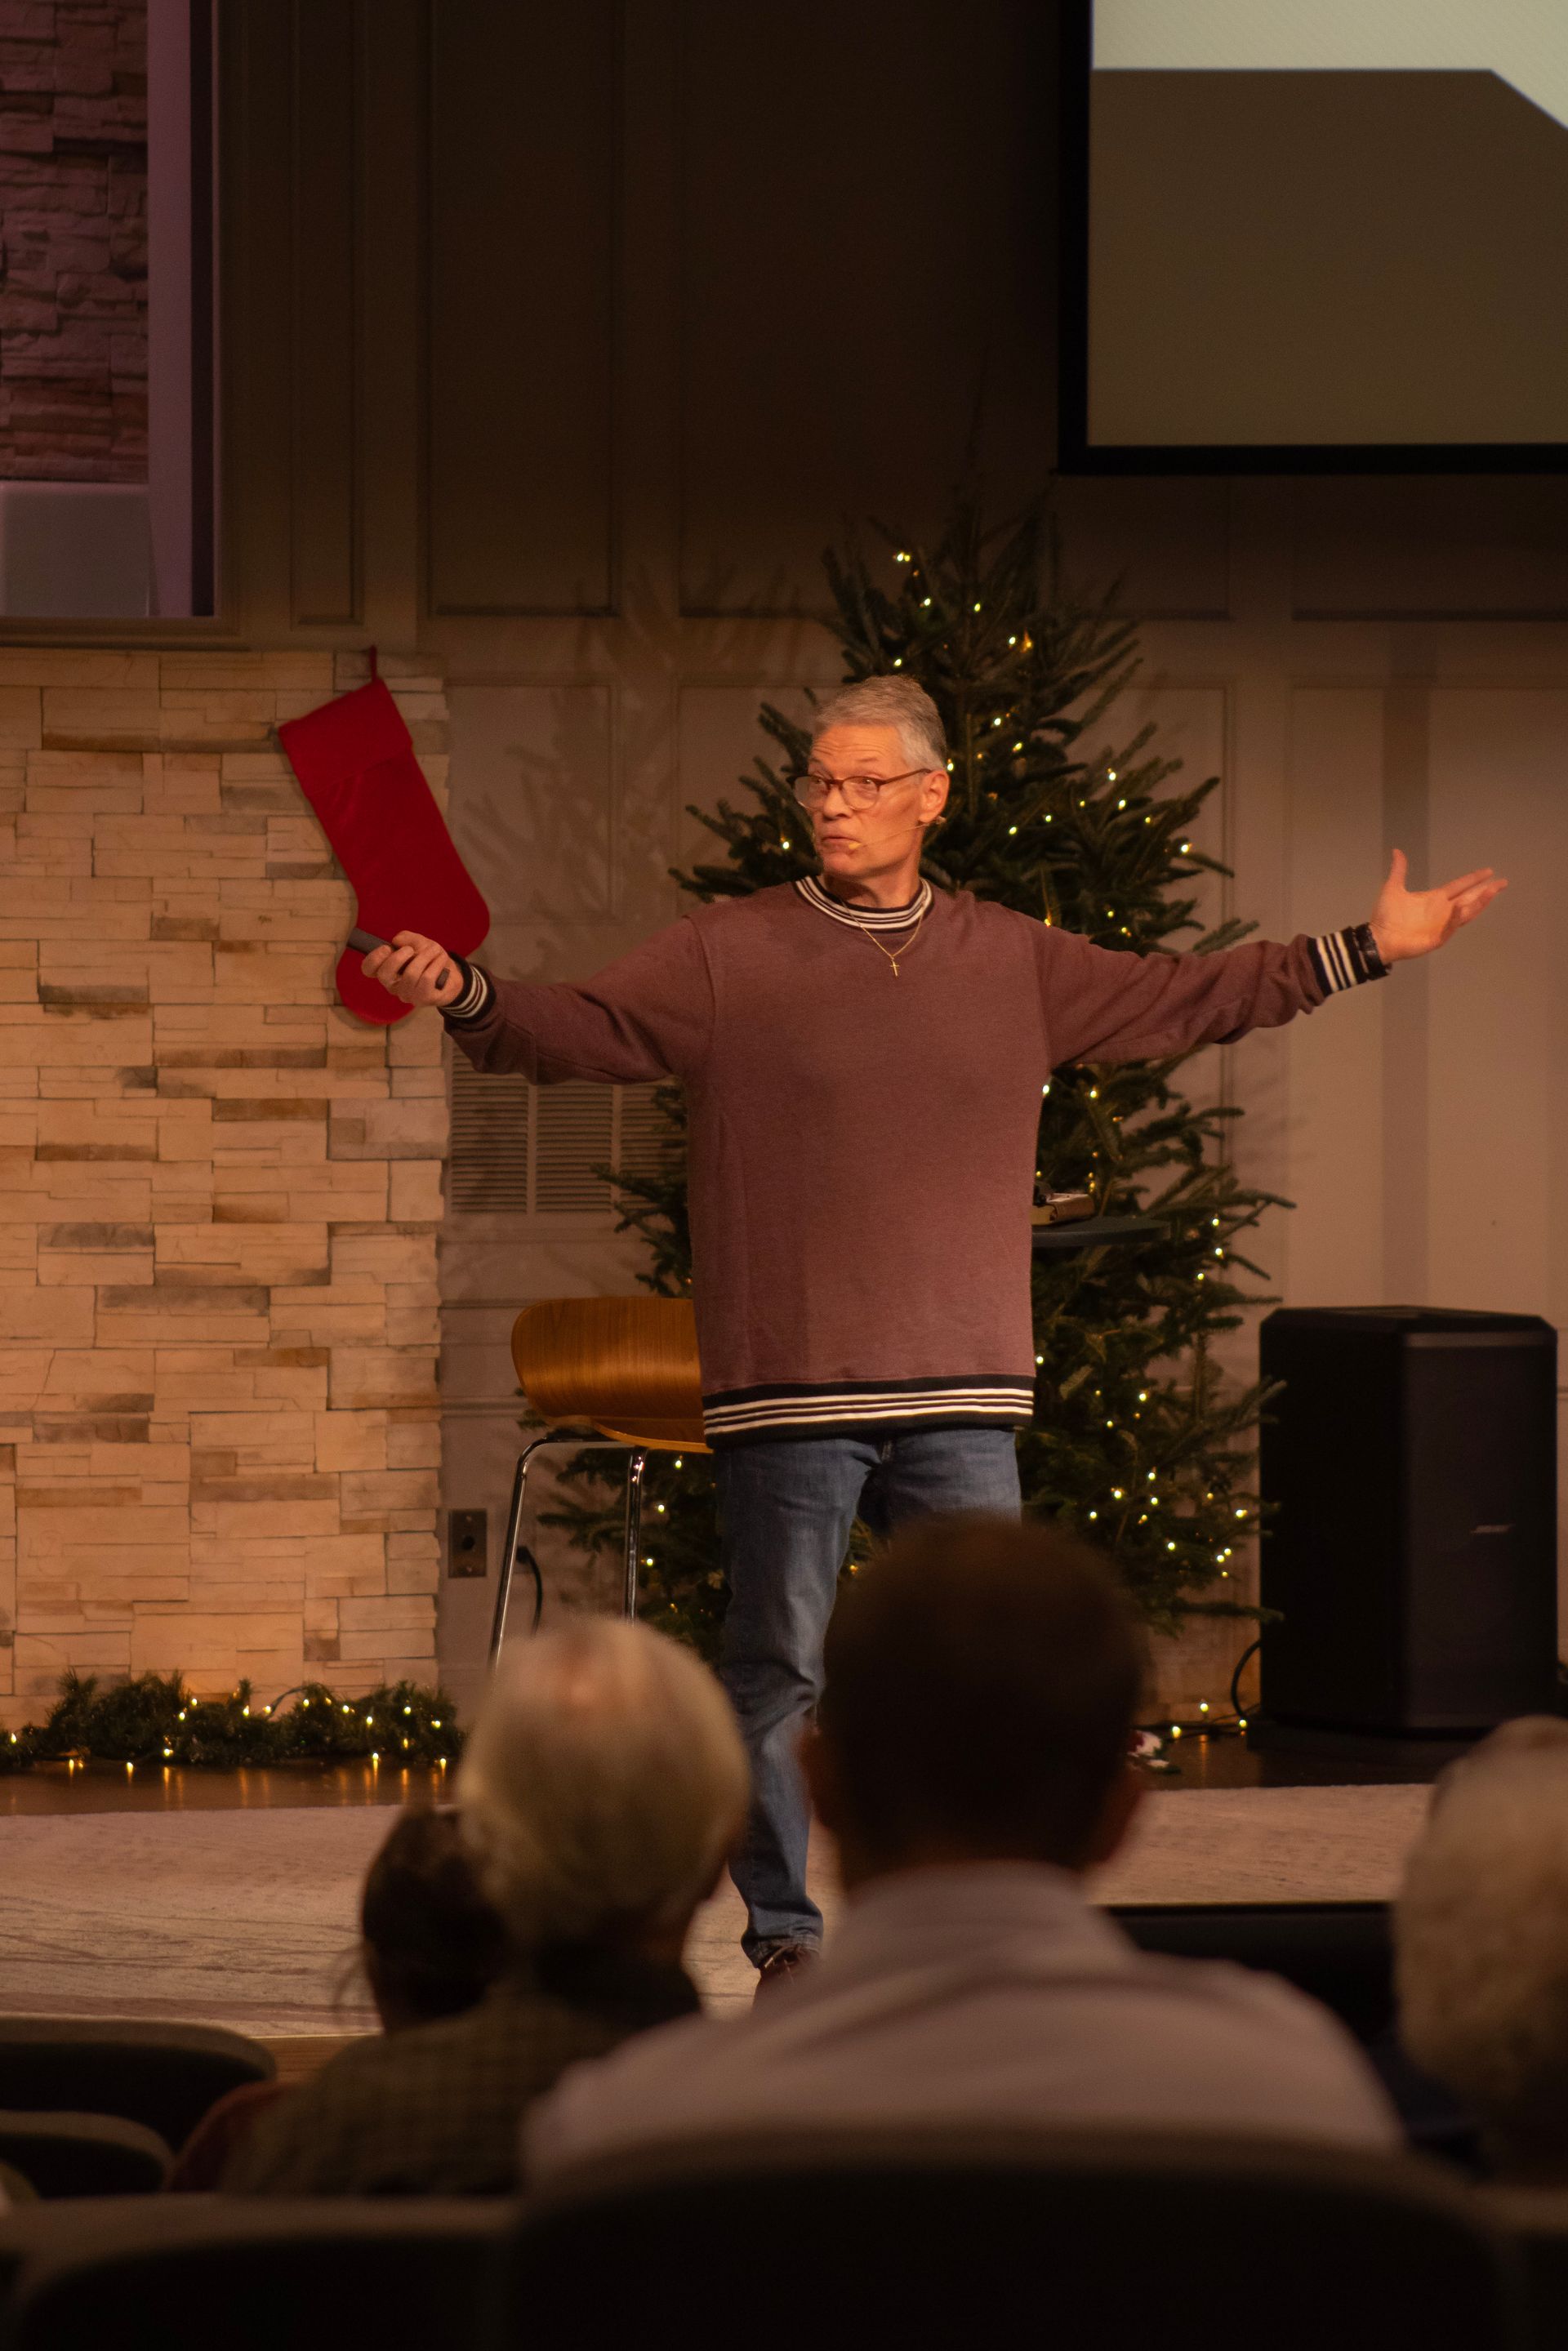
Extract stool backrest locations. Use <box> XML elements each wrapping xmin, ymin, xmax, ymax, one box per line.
<box><xmin>511</xmin><ymin>1296</ymin><xmax>706</xmax><ymax>1449</ymax></box>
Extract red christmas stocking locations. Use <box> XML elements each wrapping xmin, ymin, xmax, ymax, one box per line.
<box><xmin>278</xmin><ymin>675</ymin><xmax>490</xmax><ymax>1026</ymax></box>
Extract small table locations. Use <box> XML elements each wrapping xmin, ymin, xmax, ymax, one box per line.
<box><xmin>1031</xmin><ymin>1214</ymin><xmax>1167</xmax><ymax>1254</ymax></box>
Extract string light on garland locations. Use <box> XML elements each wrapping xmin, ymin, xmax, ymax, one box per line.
<box><xmin>0</xmin><ymin>1672</ymin><xmax>463</xmax><ymax>1777</ymax></box>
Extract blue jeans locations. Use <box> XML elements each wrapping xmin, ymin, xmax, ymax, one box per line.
<box><xmin>716</xmin><ymin>1426</ymin><xmax>1022</xmax><ymax>1964</ymax></box>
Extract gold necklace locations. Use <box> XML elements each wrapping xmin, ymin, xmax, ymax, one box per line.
<box><xmin>860</xmin><ymin>907</ymin><xmax>926</xmax><ymax>977</ymax></box>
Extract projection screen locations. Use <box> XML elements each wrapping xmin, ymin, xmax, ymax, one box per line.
<box><xmin>1062</xmin><ymin>0</ymin><xmax>1568</xmax><ymax>469</ymax></box>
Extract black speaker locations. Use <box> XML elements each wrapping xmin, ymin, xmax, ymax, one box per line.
<box><xmin>1258</xmin><ymin>1307</ymin><xmax>1558</xmax><ymax>1734</ymax></box>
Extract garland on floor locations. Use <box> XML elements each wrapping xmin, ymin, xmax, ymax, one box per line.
<box><xmin>0</xmin><ymin>1672</ymin><xmax>462</xmax><ymax>1773</ymax></box>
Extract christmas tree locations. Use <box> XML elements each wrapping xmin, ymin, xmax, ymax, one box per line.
<box><xmin>554</xmin><ymin>494</ymin><xmax>1281</xmax><ymax>1657</ymax></box>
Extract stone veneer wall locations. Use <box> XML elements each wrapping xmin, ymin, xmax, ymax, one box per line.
<box><xmin>0</xmin><ymin>648</ymin><xmax>448</xmax><ymax>1722</ymax></box>
<box><xmin>0</xmin><ymin>0</ymin><xmax>149</xmax><ymax>479</ymax></box>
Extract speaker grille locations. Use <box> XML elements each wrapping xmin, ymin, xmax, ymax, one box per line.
<box><xmin>1259</xmin><ymin>1307</ymin><xmax>1557</xmax><ymax>1733</ymax></box>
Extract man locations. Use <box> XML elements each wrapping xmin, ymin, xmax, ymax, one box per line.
<box><xmin>523</xmin><ymin>1516</ymin><xmax>1401</xmax><ymax>2174</ymax></box>
<box><xmin>224</xmin><ymin>1619</ymin><xmax>747</xmax><ymax>2194</ymax></box>
<box><xmin>367</xmin><ymin>674</ymin><xmax>1503</xmax><ymax>1984</ymax></box>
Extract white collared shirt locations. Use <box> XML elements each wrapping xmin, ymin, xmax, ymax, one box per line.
<box><xmin>523</xmin><ymin>1863</ymin><xmax>1401</xmax><ymax>2182</ymax></box>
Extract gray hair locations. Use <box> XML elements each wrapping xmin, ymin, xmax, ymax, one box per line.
<box><xmin>1396</xmin><ymin>1720</ymin><xmax>1568</xmax><ymax>2168</ymax></box>
<box><xmin>811</xmin><ymin>675</ymin><xmax>947</xmax><ymax>773</ymax></box>
<box><xmin>457</xmin><ymin>1617</ymin><xmax>749</xmax><ymax>1949</ymax></box>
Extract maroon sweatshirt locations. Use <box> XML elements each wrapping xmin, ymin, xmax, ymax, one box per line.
<box><xmin>446</xmin><ymin>879</ymin><xmax>1381</xmax><ymax>1447</ymax></box>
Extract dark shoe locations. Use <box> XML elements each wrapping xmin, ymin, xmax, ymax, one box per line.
<box><xmin>753</xmin><ymin>1944</ymin><xmax>818</xmax><ymax>2003</ymax></box>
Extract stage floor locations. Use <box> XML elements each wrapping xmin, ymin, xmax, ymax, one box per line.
<box><xmin>0</xmin><ymin>1755</ymin><xmax>1437</xmax><ymax>2032</ymax></box>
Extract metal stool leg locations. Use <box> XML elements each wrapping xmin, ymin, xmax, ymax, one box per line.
<box><xmin>490</xmin><ymin>1435</ymin><xmax>556</xmax><ymax>1665</ymax></box>
<box><xmin>624</xmin><ymin>1449</ymin><xmax>646</xmax><ymax>1623</ymax></box>
<box><xmin>491</xmin><ymin>1435</ymin><xmax>647</xmax><ymax>1667</ymax></box>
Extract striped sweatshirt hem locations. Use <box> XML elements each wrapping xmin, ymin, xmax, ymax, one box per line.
<box><xmin>702</xmin><ymin>1374</ymin><xmax>1037</xmax><ymax>1449</ymax></box>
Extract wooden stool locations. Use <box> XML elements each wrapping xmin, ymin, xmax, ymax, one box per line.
<box><xmin>490</xmin><ymin>1297</ymin><xmax>709</xmax><ymax>1661</ymax></box>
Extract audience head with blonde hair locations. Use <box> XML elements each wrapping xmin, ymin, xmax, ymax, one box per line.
<box><xmin>457</xmin><ymin>1617</ymin><xmax>749</xmax><ymax>1964</ymax></box>
<box><xmin>1396</xmin><ymin>1716</ymin><xmax>1568</xmax><ymax>2179</ymax></box>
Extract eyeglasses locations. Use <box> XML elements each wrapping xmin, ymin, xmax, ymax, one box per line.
<box><xmin>790</xmin><ymin>768</ymin><xmax>929</xmax><ymax>812</ymax></box>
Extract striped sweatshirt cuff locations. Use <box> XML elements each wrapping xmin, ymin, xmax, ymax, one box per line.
<box><xmin>1308</xmin><ymin>923</ymin><xmax>1388</xmax><ymax>998</ymax></box>
<box><xmin>440</xmin><ymin>959</ymin><xmax>492</xmax><ymax>1024</ymax></box>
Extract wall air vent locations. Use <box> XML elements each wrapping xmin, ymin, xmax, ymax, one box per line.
<box><xmin>449</xmin><ymin>1060</ymin><xmax>671</xmax><ymax>1218</ymax></box>
<box><xmin>616</xmin><ymin>1081</ymin><xmax>677</xmax><ymax>1187</ymax></box>
<box><xmin>448</xmin><ymin>1066</ymin><xmax>531</xmax><ymax>1213</ymax></box>
<box><xmin>532</xmin><ymin>1081</ymin><xmax>614</xmax><ymax>1213</ymax></box>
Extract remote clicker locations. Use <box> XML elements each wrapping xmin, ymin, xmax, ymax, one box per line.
<box><xmin>347</xmin><ymin>928</ymin><xmax>457</xmax><ymax>999</ymax></box>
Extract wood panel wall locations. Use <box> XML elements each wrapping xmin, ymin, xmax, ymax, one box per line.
<box><xmin>425</xmin><ymin>3</ymin><xmax>618</xmax><ymax>617</ymax></box>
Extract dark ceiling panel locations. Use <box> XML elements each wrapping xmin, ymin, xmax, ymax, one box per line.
<box><xmin>425</xmin><ymin>2</ymin><xmax>617</xmax><ymax>616</ymax></box>
<box><xmin>678</xmin><ymin>0</ymin><xmax>1055</xmax><ymax>617</ymax></box>
<box><xmin>289</xmin><ymin>0</ymin><xmax>359</xmax><ymax>627</ymax></box>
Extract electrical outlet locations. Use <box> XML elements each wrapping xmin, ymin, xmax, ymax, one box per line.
<box><xmin>447</xmin><ymin>1507</ymin><xmax>488</xmax><ymax>1578</ymax></box>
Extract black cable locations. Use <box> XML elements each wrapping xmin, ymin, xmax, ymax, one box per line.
<box><xmin>1229</xmin><ymin>1636</ymin><xmax>1262</xmax><ymax>1721</ymax></box>
<box><xmin>514</xmin><ymin>1543</ymin><xmax>546</xmax><ymax>1634</ymax></box>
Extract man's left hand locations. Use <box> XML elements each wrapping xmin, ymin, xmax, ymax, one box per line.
<box><xmin>1370</xmin><ymin>848</ymin><xmax>1508</xmax><ymax>964</ymax></box>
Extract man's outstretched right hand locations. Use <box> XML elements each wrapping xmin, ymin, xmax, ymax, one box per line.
<box><xmin>361</xmin><ymin>931</ymin><xmax>461</xmax><ymax>1009</ymax></box>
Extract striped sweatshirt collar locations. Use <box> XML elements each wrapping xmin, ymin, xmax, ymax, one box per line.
<box><xmin>794</xmin><ymin>874</ymin><xmax>933</xmax><ymax>932</ymax></box>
